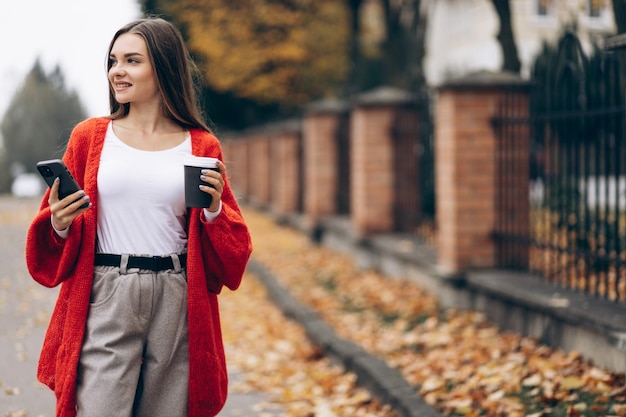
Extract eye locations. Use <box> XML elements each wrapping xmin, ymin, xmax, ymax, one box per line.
<box><xmin>128</xmin><ymin>58</ymin><xmax>140</xmax><ymax>64</ymax></box>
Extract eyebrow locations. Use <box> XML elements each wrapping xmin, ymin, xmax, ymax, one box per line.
<box><xmin>109</xmin><ymin>52</ymin><xmax>144</xmax><ymax>59</ymax></box>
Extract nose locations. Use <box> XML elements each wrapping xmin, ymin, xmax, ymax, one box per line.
<box><xmin>109</xmin><ymin>62</ymin><xmax>125</xmax><ymax>78</ymax></box>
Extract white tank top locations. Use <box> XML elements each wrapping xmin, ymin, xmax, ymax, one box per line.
<box><xmin>96</xmin><ymin>122</ymin><xmax>191</xmax><ymax>256</ymax></box>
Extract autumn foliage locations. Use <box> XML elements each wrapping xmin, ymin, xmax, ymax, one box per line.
<box><xmin>161</xmin><ymin>0</ymin><xmax>350</xmax><ymax>105</ymax></box>
<box><xmin>243</xmin><ymin>207</ymin><xmax>626</xmax><ymax>417</ymax></box>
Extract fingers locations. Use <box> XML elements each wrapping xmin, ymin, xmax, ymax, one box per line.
<box><xmin>48</xmin><ymin>177</ymin><xmax>61</xmax><ymax>205</ymax></box>
<box><xmin>49</xmin><ymin>179</ymin><xmax>91</xmax><ymax>230</ymax></box>
<box><xmin>216</xmin><ymin>160</ymin><xmax>226</xmax><ymax>176</ymax></box>
<box><xmin>200</xmin><ymin>161</ymin><xmax>225</xmax><ymax>192</ymax></box>
<box><xmin>200</xmin><ymin>161</ymin><xmax>226</xmax><ymax>211</ymax></box>
<box><xmin>52</xmin><ymin>195</ymin><xmax>91</xmax><ymax>230</ymax></box>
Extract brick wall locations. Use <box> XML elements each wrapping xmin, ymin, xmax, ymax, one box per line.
<box><xmin>350</xmin><ymin>88</ymin><xmax>416</xmax><ymax>235</ymax></box>
<box><xmin>221</xmin><ymin>138</ymin><xmax>249</xmax><ymax>201</ymax></box>
<box><xmin>272</xmin><ymin>130</ymin><xmax>301</xmax><ymax>215</ymax></box>
<box><xmin>351</xmin><ymin>105</ymin><xmax>395</xmax><ymax>234</ymax></box>
<box><xmin>247</xmin><ymin>134</ymin><xmax>271</xmax><ymax>208</ymax></box>
<box><xmin>436</xmin><ymin>73</ymin><xmax>530</xmax><ymax>273</ymax></box>
<box><xmin>302</xmin><ymin>104</ymin><xmax>347</xmax><ymax>221</ymax></box>
<box><xmin>223</xmin><ymin>77</ymin><xmax>532</xmax><ymax>276</ymax></box>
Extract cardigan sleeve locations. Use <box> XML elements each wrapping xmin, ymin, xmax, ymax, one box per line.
<box><xmin>25</xmin><ymin>122</ymin><xmax>89</xmax><ymax>288</ymax></box>
<box><xmin>199</xmin><ymin>182</ymin><xmax>252</xmax><ymax>292</ymax></box>
<box><xmin>25</xmin><ymin>202</ymin><xmax>85</xmax><ymax>288</ymax></box>
<box><xmin>195</xmin><ymin>140</ymin><xmax>252</xmax><ymax>293</ymax></box>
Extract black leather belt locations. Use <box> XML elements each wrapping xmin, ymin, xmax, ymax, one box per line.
<box><xmin>94</xmin><ymin>253</ymin><xmax>186</xmax><ymax>271</ymax></box>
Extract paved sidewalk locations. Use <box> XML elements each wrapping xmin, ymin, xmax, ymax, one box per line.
<box><xmin>1</xmin><ymin>196</ymin><xmax>437</xmax><ymax>417</ymax></box>
<box><xmin>219</xmin><ymin>367</ymin><xmax>283</xmax><ymax>416</ymax></box>
<box><xmin>0</xmin><ymin>197</ymin><xmax>280</xmax><ymax>417</ymax></box>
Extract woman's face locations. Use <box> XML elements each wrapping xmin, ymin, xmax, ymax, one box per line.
<box><xmin>108</xmin><ymin>33</ymin><xmax>159</xmax><ymax>106</ymax></box>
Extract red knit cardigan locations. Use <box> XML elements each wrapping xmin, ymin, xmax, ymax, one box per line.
<box><xmin>25</xmin><ymin>117</ymin><xmax>252</xmax><ymax>417</ymax></box>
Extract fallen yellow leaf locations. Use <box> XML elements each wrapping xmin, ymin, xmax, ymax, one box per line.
<box><xmin>560</xmin><ymin>376</ymin><xmax>585</xmax><ymax>390</ymax></box>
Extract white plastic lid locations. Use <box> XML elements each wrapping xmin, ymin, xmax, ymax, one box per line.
<box><xmin>183</xmin><ymin>156</ymin><xmax>219</xmax><ymax>168</ymax></box>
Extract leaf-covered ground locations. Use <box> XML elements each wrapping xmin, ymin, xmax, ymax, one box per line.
<box><xmin>239</xmin><ymin>207</ymin><xmax>626</xmax><ymax>417</ymax></box>
<box><xmin>0</xmin><ymin>197</ymin><xmax>57</xmax><ymax>417</ymax></box>
<box><xmin>0</xmin><ymin>197</ymin><xmax>394</xmax><ymax>417</ymax></box>
<box><xmin>3</xmin><ymin>196</ymin><xmax>625</xmax><ymax>417</ymax></box>
<box><xmin>220</xmin><ymin>267</ymin><xmax>395</xmax><ymax>417</ymax></box>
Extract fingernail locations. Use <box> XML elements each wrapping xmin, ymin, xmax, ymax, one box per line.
<box><xmin>201</xmin><ymin>169</ymin><xmax>209</xmax><ymax>174</ymax></box>
<box><xmin>54</xmin><ymin>177</ymin><xmax>60</xmax><ymax>183</ymax></box>
<box><xmin>200</xmin><ymin>175</ymin><xmax>207</xmax><ymax>180</ymax></box>
<box><xmin>199</xmin><ymin>185</ymin><xmax>207</xmax><ymax>190</ymax></box>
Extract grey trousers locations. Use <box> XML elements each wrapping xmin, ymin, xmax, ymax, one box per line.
<box><xmin>76</xmin><ymin>254</ymin><xmax>189</xmax><ymax>417</ymax></box>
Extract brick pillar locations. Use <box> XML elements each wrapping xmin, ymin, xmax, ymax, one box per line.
<box><xmin>435</xmin><ymin>71</ymin><xmax>530</xmax><ymax>273</ymax></box>
<box><xmin>221</xmin><ymin>135</ymin><xmax>249</xmax><ymax>201</ymax></box>
<box><xmin>351</xmin><ymin>87</ymin><xmax>415</xmax><ymax>235</ymax></box>
<box><xmin>303</xmin><ymin>99</ymin><xmax>349</xmax><ymax>223</ymax></box>
<box><xmin>248</xmin><ymin>133</ymin><xmax>271</xmax><ymax>208</ymax></box>
<box><xmin>271</xmin><ymin>121</ymin><xmax>302</xmax><ymax>216</ymax></box>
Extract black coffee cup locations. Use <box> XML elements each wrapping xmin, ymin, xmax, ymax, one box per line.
<box><xmin>184</xmin><ymin>156</ymin><xmax>220</xmax><ymax>208</ymax></box>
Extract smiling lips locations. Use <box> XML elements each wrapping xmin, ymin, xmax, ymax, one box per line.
<box><xmin>115</xmin><ymin>82</ymin><xmax>132</xmax><ymax>90</ymax></box>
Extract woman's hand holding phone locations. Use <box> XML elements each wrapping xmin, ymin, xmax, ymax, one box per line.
<box><xmin>48</xmin><ymin>177</ymin><xmax>91</xmax><ymax>231</ymax></box>
<box><xmin>36</xmin><ymin>159</ymin><xmax>91</xmax><ymax>232</ymax></box>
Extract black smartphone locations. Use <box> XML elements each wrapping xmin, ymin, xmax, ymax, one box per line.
<box><xmin>36</xmin><ymin>159</ymin><xmax>89</xmax><ymax>209</ymax></box>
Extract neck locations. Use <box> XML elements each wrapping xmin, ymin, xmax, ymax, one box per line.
<box><xmin>122</xmin><ymin>105</ymin><xmax>180</xmax><ymax>134</ymax></box>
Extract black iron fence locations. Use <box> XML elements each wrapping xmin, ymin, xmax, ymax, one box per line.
<box><xmin>393</xmin><ymin>87</ymin><xmax>436</xmax><ymax>243</ymax></box>
<box><xmin>416</xmin><ymin>88</ymin><xmax>436</xmax><ymax>244</ymax></box>
<box><xmin>336</xmin><ymin>110</ymin><xmax>351</xmax><ymax>215</ymax></box>
<box><xmin>494</xmin><ymin>31</ymin><xmax>626</xmax><ymax>302</ymax></box>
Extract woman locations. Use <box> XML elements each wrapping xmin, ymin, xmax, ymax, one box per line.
<box><xmin>25</xmin><ymin>17</ymin><xmax>252</xmax><ymax>417</ymax></box>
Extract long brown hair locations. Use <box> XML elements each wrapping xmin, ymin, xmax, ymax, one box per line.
<box><xmin>106</xmin><ymin>17</ymin><xmax>211</xmax><ymax>132</ymax></box>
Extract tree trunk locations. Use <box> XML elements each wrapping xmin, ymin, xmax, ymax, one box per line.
<box><xmin>491</xmin><ymin>0</ymin><xmax>521</xmax><ymax>73</ymax></box>
<box><xmin>345</xmin><ymin>0</ymin><xmax>364</xmax><ymax>95</ymax></box>
<box><xmin>409</xmin><ymin>0</ymin><xmax>427</xmax><ymax>89</ymax></box>
<box><xmin>614</xmin><ymin>0</ymin><xmax>626</xmax><ymax>35</ymax></box>
<box><xmin>381</xmin><ymin>0</ymin><xmax>411</xmax><ymax>88</ymax></box>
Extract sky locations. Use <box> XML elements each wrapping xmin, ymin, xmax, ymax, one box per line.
<box><xmin>0</xmin><ymin>0</ymin><xmax>142</xmax><ymax>119</ymax></box>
